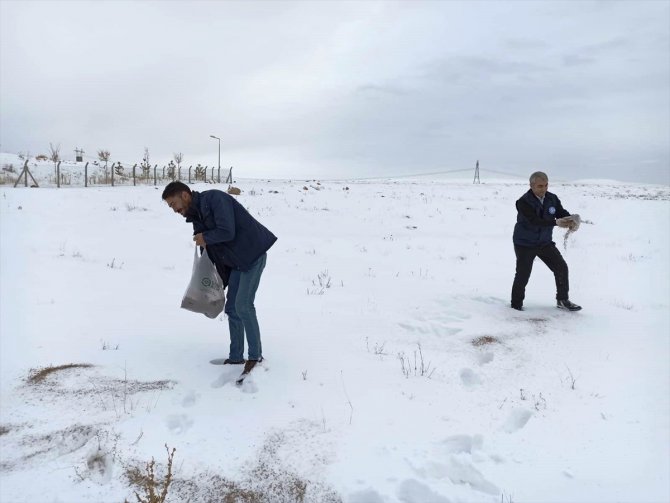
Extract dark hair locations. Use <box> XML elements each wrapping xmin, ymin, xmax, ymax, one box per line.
<box><xmin>162</xmin><ymin>181</ymin><xmax>191</xmax><ymax>200</ymax></box>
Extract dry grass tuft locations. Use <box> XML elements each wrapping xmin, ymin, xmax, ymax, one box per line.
<box><xmin>472</xmin><ymin>336</ymin><xmax>499</xmax><ymax>347</ymax></box>
<box><xmin>27</xmin><ymin>363</ymin><xmax>94</xmax><ymax>384</ymax></box>
<box><xmin>0</xmin><ymin>425</ymin><xmax>10</xmax><ymax>436</ymax></box>
<box><xmin>125</xmin><ymin>444</ymin><xmax>176</xmax><ymax>503</ymax></box>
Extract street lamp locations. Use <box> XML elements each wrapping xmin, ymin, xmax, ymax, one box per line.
<box><xmin>209</xmin><ymin>134</ymin><xmax>221</xmax><ymax>174</ymax></box>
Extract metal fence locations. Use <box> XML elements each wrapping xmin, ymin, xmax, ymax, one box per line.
<box><xmin>4</xmin><ymin>160</ymin><xmax>233</xmax><ymax>188</ymax></box>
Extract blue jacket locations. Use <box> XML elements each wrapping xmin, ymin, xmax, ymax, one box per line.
<box><xmin>186</xmin><ymin>190</ymin><xmax>277</xmax><ymax>285</ymax></box>
<box><xmin>513</xmin><ymin>190</ymin><xmax>570</xmax><ymax>247</ymax></box>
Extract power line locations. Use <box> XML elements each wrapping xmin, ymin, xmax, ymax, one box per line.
<box><xmin>334</xmin><ymin>167</ymin><xmax>472</xmax><ymax>182</ymax></box>
<box><xmin>480</xmin><ymin>168</ymin><xmax>526</xmax><ymax>178</ymax></box>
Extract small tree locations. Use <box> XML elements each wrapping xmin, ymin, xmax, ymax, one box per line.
<box><xmin>49</xmin><ymin>143</ymin><xmax>61</xmax><ymax>179</ymax></box>
<box><xmin>167</xmin><ymin>160</ymin><xmax>176</xmax><ymax>180</ymax></box>
<box><xmin>97</xmin><ymin>149</ymin><xmax>111</xmax><ymax>167</ymax></box>
<box><xmin>195</xmin><ymin>164</ymin><xmax>205</xmax><ymax>181</ymax></box>
<box><xmin>98</xmin><ymin>149</ymin><xmax>111</xmax><ymax>179</ymax></box>
<box><xmin>173</xmin><ymin>152</ymin><xmax>183</xmax><ymax>170</ymax></box>
<box><xmin>141</xmin><ymin>147</ymin><xmax>151</xmax><ymax>180</ymax></box>
<box><xmin>48</xmin><ymin>143</ymin><xmax>60</xmax><ymax>166</ymax></box>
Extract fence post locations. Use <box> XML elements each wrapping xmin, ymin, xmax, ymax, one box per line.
<box><xmin>178</xmin><ymin>167</ymin><xmax>181</xmax><ymax>181</ymax></box>
<box><xmin>111</xmin><ymin>163</ymin><xmax>115</xmax><ymax>187</ymax></box>
<box><xmin>85</xmin><ymin>162</ymin><xmax>88</xmax><ymax>187</ymax></box>
<box><xmin>132</xmin><ymin>164</ymin><xmax>136</xmax><ymax>186</ymax></box>
<box><xmin>218</xmin><ymin>167</ymin><xmax>221</xmax><ymax>183</ymax></box>
<box><xmin>57</xmin><ymin>161</ymin><xmax>61</xmax><ymax>188</ymax></box>
<box><xmin>188</xmin><ymin>167</ymin><xmax>192</xmax><ymax>184</ymax></box>
<box><xmin>154</xmin><ymin>165</ymin><xmax>157</xmax><ymax>186</ymax></box>
<box><xmin>162</xmin><ymin>166</ymin><xmax>165</xmax><ymax>179</ymax></box>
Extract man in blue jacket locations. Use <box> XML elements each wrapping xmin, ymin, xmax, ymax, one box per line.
<box><xmin>511</xmin><ymin>172</ymin><xmax>581</xmax><ymax>312</ymax></box>
<box><xmin>163</xmin><ymin>181</ymin><xmax>277</xmax><ymax>374</ymax></box>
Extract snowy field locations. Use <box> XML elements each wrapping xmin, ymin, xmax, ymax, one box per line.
<box><xmin>1</xmin><ymin>175</ymin><xmax>669</xmax><ymax>503</ymax></box>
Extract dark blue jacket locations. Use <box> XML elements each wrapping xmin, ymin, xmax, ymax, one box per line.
<box><xmin>513</xmin><ymin>190</ymin><xmax>570</xmax><ymax>247</ymax></box>
<box><xmin>186</xmin><ymin>190</ymin><xmax>277</xmax><ymax>286</ymax></box>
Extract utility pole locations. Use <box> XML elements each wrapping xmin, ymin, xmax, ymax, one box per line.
<box><xmin>74</xmin><ymin>147</ymin><xmax>85</xmax><ymax>162</ymax></box>
<box><xmin>473</xmin><ymin>160</ymin><xmax>480</xmax><ymax>184</ymax></box>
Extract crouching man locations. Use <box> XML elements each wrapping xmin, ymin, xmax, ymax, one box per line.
<box><xmin>511</xmin><ymin>171</ymin><xmax>581</xmax><ymax>312</ymax></box>
<box><xmin>163</xmin><ymin>181</ymin><xmax>277</xmax><ymax>374</ymax></box>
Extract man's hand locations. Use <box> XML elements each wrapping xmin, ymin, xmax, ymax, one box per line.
<box><xmin>193</xmin><ymin>233</ymin><xmax>206</xmax><ymax>247</ymax></box>
<box><xmin>556</xmin><ymin>217</ymin><xmax>578</xmax><ymax>229</ymax></box>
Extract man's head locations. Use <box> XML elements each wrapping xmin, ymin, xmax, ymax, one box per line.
<box><xmin>162</xmin><ymin>181</ymin><xmax>192</xmax><ymax>217</ymax></box>
<box><xmin>529</xmin><ymin>171</ymin><xmax>549</xmax><ymax>199</ymax></box>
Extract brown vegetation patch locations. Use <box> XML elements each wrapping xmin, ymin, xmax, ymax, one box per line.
<box><xmin>0</xmin><ymin>424</ymin><xmax>102</xmax><ymax>472</ymax></box>
<box><xmin>27</xmin><ymin>363</ymin><xmax>94</xmax><ymax>384</ymax></box>
<box><xmin>0</xmin><ymin>425</ymin><xmax>10</xmax><ymax>436</ymax></box>
<box><xmin>128</xmin><ymin>432</ymin><xmax>342</xmax><ymax>503</ymax></box>
<box><xmin>472</xmin><ymin>336</ymin><xmax>499</xmax><ymax>347</ymax></box>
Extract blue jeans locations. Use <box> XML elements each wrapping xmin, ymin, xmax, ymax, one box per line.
<box><xmin>224</xmin><ymin>254</ymin><xmax>267</xmax><ymax>361</ymax></box>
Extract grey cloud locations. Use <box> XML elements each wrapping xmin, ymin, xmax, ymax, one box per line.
<box><xmin>423</xmin><ymin>56</ymin><xmax>551</xmax><ymax>85</ymax></box>
<box><xmin>503</xmin><ymin>38</ymin><xmax>550</xmax><ymax>51</ymax></box>
<box><xmin>355</xmin><ymin>84</ymin><xmax>408</xmax><ymax>97</ymax></box>
<box><xmin>562</xmin><ymin>54</ymin><xmax>597</xmax><ymax>67</ymax></box>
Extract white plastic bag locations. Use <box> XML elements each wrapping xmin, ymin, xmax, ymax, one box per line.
<box><xmin>180</xmin><ymin>246</ymin><xmax>225</xmax><ymax>318</ymax></box>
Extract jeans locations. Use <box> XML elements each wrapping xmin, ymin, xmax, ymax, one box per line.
<box><xmin>511</xmin><ymin>243</ymin><xmax>569</xmax><ymax>307</ymax></box>
<box><xmin>224</xmin><ymin>254</ymin><xmax>267</xmax><ymax>361</ymax></box>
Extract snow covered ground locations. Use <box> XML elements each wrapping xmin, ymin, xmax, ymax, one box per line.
<box><xmin>1</xmin><ymin>175</ymin><xmax>668</xmax><ymax>503</ymax></box>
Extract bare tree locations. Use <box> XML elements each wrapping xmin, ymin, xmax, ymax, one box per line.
<box><xmin>97</xmin><ymin>150</ymin><xmax>111</xmax><ymax>169</ymax></box>
<box><xmin>48</xmin><ymin>143</ymin><xmax>61</xmax><ymax>175</ymax></box>
<box><xmin>98</xmin><ymin>149</ymin><xmax>111</xmax><ymax>183</ymax></box>
<box><xmin>140</xmin><ymin>147</ymin><xmax>151</xmax><ymax>179</ymax></box>
<box><xmin>173</xmin><ymin>152</ymin><xmax>183</xmax><ymax>170</ymax></box>
<box><xmin>167</xmin><ymin>160</ymin><xmax>176</xmax><ymax>180</ymax></box>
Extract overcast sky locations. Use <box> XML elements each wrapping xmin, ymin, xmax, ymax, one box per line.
<box><xmin>1</xmin><ymin>0</ymin><xmax>668</xmax><ymax>183</ymax></box>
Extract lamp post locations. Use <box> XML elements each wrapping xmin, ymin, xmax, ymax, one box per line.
<box><xmin>209</xmin><ymin>135</ymin><xmax>221</xmax><ymax>178</ymax></box>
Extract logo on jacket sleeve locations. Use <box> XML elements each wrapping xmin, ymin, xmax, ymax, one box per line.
<box><xmin>548</xmin><ymin>206</ymin><xmax>556</xmax><ymax>215</ymax></box>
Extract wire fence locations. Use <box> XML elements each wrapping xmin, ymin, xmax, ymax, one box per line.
<box><xmin>2</xmin><ymin>160</ymin><xmax>233</xmax><ymax>188</ymax></box>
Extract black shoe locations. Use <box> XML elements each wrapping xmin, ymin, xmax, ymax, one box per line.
<box><xmin>223</xmin><ymin>359</ymin><xmax>245</xmax><ymax>365</ymax></box>
<box><xmin>511</xmin><ymin>303</ymin><xmax>524</xmax><ymax>311</ymax></box>
<box><xmin>557</xmin><ymin>299</ymin><xmax>582</xmax><ymax>311</ymax></box>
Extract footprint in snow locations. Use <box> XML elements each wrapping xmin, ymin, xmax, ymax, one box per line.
<box><xmin>347</xmin><ymin>488</ymin><xmax>385</xmax><ymax>503</ymax></box>
<box><xmin>440</xmin><ymin>434</ymin><xmax>483</xmax><ymax>454</ymax></box>
<box><xmin>397</xmin><ymin>479</ymin><xmax>451</xmax><ymax>503</ymax></box>
<box><xmin>166</xmin><ymin>414</ymin><xmax>193</xmax><ymax>434</ymax></box>
<box><xmin>407</xmin><ymin>456</ymin><xmax>499</xmax><ymax>497</ymax></box>
<box><xmin>502</xmin><ymin>408</ymin><xmax>533</xmax><ymax>433</ymax></box>
<box><xmin>476</xmin><ymin>352</ymin><xmax>494</xmax><ymax>365</ymax></box>
<box><xmin>459</xmin><ymin>368</ymin><xmax>482</xmax><ymax>388</ymax></box>
<box><xmin>181</xmin><ymin>390</ymin><xmax>199</xmax><ymax>407</ymax></box>
<box><xmin>211</xmin><ymin>368</ymin><xmax>241</xmax><ymax>388</ymax></box>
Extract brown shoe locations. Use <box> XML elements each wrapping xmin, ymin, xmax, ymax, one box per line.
<box><xmin>242</xmin><ymin>358</ymin><xmax>263</xmax><ymax>374</ymax></box>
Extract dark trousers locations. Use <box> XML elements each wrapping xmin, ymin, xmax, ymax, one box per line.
<box><xmin>511</xmin><ymin>243</ymin><xmax>569</xmax><ymax>306</ymax></box>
